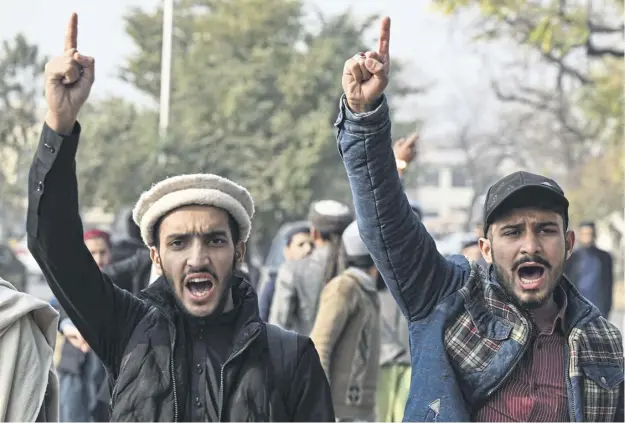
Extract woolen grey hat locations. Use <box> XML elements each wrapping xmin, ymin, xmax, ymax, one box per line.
<box><xmin>341</xmin><ymin>221</ymin><xmax>369</xmax><ymax>258</ymax></box>
<box><xmin>132</xmin><ymin>174</ymin><xmax>255</xmax><ymax>246</ymax></box>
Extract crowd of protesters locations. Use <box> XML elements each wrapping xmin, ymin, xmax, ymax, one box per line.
<box><xmin>0</xmin><ymin>12</ymin><xmax>622</xmax><ymax>423</ymax></box>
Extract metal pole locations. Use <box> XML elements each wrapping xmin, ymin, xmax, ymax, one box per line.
<box><xmin>159</xmin><ymin>0</ymin><xmax>174</xmax><ymax>138</ymax></box>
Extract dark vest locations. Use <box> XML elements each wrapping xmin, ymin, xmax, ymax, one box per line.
<box><xmin>109</xmin><ymin>276</ymin><xmax>298</xmax><ymax>422</ymax></box>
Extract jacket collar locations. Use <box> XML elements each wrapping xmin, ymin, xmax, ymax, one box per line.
<box><xmin>344</xmin><ymin>267</ymin><xmax>377</xmax><ymax>292</ymax></box>
<box><xmin>138</xmin><ymin>270</ymin><xmax>262</xmax><ymax>327</ymax></box>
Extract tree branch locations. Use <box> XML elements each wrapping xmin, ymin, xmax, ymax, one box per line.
<box><xmin>586</xmin><ymin>39</ymin><xmax>624</xmax><ymax>57</ymax></box>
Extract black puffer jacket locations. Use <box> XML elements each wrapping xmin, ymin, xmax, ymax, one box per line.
<box><xmin>109</xmin><ymin>276</ymin><xmax>335</xmax><ymax>421</ymax></box>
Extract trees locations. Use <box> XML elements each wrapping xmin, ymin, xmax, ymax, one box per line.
<box><xmin>81</xmin><ymin>0</ymin><xmax>420</xmax><ymax>247</ymax></box>
<box><xmin>0</xmin><ymin>35</ymin><xmax>47</xmax><ymax>232</ymax></box>
<box><xmin>432</xmin><ymin>0</ymin><xmax>623</xmax><ymax>221</ymax></box>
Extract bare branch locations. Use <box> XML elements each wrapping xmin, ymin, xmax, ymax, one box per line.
<box><xmin>587</xmin><ymin>20</ymin><xmax>624</xmax><ymax>34</ymax></box>
<box><xmin>586</xmin><ymin>39</ymin><xmax>624</xmax><ymax>57</ymax></box>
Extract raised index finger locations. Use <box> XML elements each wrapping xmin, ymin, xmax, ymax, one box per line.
<box><xmin>377</xmin><ymin>17</ymin><xmax>391</xmax><ymax>58</ymax></box>
<box><xmin>64</xmin><ymin>13</ymin><xmax>78</xmax><ymax>51</ymax></box>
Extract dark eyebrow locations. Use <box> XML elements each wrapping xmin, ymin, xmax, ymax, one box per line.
<box><xmin>499</xmin><ymin>223</ymin><xmax>524</xmax><ymax>232</ymax></box>
<box><xmin>536</xmin><ymin>221</ymin><xmax>559</xmax><ymax>229</ymax></box>
<box><xmin>165</xmin><ymin>230</ymin><xmax>229</xmax><ymax>242</ymax></box>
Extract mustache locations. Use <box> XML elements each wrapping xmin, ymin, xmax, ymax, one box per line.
<box><xmin>184</xmin><ymin>266</ymin><xmax>218</xmax><ymax>281</ymax></box>
<box><xmin>512</xmin><ymin>255</ymin><xmax>551</xmax><ymax>271</ymax></box>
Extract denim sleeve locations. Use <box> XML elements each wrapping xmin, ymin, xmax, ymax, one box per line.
<box><xmin>335</xmin><ymin>95</ymin><xmax>466</xmax><ymax>321</ymax></box>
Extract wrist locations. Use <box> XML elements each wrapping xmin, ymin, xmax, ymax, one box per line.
<box><xmin>346</xmin><ymin>96</ymin><xmax>383</xmax><ymax>114</ymax></box>
<box><xmin>45</xmin><ymin>112</ymin><xmax>76</xmax><ymax>135</ymax></box>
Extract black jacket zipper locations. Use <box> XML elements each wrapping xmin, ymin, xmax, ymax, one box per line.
<box><xmin>217</xmin><ymin>326</ymin><xmax>262</xmax><ymax>421</ymax></box>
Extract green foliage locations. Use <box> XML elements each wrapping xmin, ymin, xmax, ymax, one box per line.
<box><xmin>76</xmin><ymin>0</ymin><xmax>420</xmax><ymax>246</ymax></box>
<box><xmin>0</xmin><ymin>35</ymin><xmax>47</xmax><ymax>228</ymax></box>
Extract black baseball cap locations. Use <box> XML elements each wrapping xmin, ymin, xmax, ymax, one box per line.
<box><xmin>482</xmin><ymin>171</ymin><xmax>569</xmax><ymax>236</ymax></box>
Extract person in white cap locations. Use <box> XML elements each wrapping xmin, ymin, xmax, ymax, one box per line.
<box><xmin>310</xmin><ymin>221</ymin><xmax>381</xmax><ymax>422</ymax></box>
<box><xmin>269</xmin><ymin>200</ymin><xmax>353</xmax><ymax>335</ymax></box>
<box><xmin>26</xmin><ymin>13</ymin><xmax>335</xmax><ymax>422</ymax></box>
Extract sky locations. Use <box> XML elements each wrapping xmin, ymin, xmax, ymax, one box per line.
<box><xmin>0</xmin><ymin>0</ymin><xmax>499</xmax><ymax>140</ymax></box>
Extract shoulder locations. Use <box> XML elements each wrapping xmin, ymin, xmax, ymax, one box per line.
<box><xmin>576</xmin><ymin>315</ymin><xmax>623</xmax><ymax>358</ymax></box>
<box><xmin>325</xmin><ymin>273</ymin><xmax>358</xmax><ymax>296</ymax></box>
<box><xmin>265</xmin><ymin>323</ymin><xmax>311</xmax><ymax>362</ymax></box>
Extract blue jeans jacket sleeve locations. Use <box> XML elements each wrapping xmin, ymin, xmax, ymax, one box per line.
<box><xmin>335</xmin><ymin>95</ymin><xmax>466</xmax><ymax>321</ymax></box>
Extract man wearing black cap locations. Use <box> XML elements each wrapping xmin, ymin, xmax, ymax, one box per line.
<box><xmin>335</xmin><ymin>16</ymin><xmax>623</xmax><ymax>422</ymax></box>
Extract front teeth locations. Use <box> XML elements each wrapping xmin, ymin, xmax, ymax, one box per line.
<box><xmin>188</xmin><ymin>279</ymin><xmax>210</xmax><ymax>284</ymax></box>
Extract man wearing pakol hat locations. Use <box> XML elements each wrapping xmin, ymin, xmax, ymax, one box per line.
<box><xmin>310</xmin><ymin>221</ymin><xmax>381</xmax><ymax>422</ymax></box>
<box><xmin>269</xmin><ymin>200</ymin><xmax>353</xmax><ymax>335</ymax></box>
<box><xmin>336</xmin><ymin>17</ymin><xmax>623</xmax><ymax>422</ymax></box>
<box><xmin>26</xmin><ymin>13</ymin><xmax>335</xmax><ymax>422</ymax></box>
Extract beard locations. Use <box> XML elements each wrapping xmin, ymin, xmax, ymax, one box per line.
<box><xmin>490</xmin><ymin>243</ymin><xmax>566</xmax><ymax>311</ymax></box>
<box><xmin>161</xmin><ymin>257</ymin><xmax>238</xmax><ymax>318</ymax></box>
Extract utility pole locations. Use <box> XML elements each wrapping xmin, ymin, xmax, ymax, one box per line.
<box><xmin>159</xmin><ymin>0</ymin><xmax>174</xmax><ymax>139</ymax></box>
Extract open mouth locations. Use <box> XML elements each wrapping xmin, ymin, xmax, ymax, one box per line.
<box><xmin>517</xmin><ymin>263</ymin><xmax>546</xmax><ymax>288</ymax></box>
<box><xmin>185</xmin><ymin>274</ymin><xmax>214</xmax><ymax>300</ymax></box>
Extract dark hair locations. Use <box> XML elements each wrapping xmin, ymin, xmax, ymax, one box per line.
<box><xmin>124</xmin><ymin>209</ymin><xmax>142</xmax><ymax>242</ymax></box>
<box><xmin>153</xmin><ymin>210</ymin><xmax>240</xmax><ymax>248</ymax></box>
<box><xmin>286</xmin><ymin>227</ymin><xmax>310</xmax><ymax>246</ymax></box>
<box><xmin>579</xmin><ymin>221</ymin><xmax>596</xmax><ymax>231</ymax></box>
<box><xmin>461</xmin><ymin>239</ymin><xmax>479</xmax><ymax>250</ymax></box>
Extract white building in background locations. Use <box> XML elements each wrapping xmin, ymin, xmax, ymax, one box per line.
<box><xmin>404</xmin><ymin>147</ymin><xmax>476</xmax><ymax>236</ymax></box>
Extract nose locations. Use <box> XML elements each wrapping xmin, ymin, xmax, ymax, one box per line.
<box><xmin>187</xmin><ymin>238</ymin><xmax>211</xmax><ymax>268</ymax></box>
<box><xmin>519</xmin><ymin>231</ymin><xmax>542</xmax><ymax>256</ymax></box>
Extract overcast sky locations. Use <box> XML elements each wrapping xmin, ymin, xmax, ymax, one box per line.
<box><xmin>0</xmin><ymin>0</ymin><xmax>501</xmax><ymax>139</ymax></box>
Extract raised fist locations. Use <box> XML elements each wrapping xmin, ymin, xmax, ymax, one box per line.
<box><xmin>341</xmin><ymin>17</ymin><xmax>391</xmax><ymax>113</ymax></box>
<box><xmin>44</xmin><ymin>13</ymin><xmax>95</xmax><ymax>134</ymax></box>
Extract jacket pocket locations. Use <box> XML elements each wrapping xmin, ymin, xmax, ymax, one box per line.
<box><xmin>444</xmin><ymin>311</ymin><xmax>513</xmax><ymax>374</ymax></box>
<box><xmin>581</xmin><ymin>363</ymin><xmax>624</xmax><ymax>422</ymax></box>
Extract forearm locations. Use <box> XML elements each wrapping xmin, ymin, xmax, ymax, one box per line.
<box><xmin>336</xmin><ymin>95</ymin><xmax>460</xmax><ymax>320</ymax></box>
<box><xmin>27</xmin><ymin>122</ymin><xmax>145</xmax><ymax>370</ymax></box>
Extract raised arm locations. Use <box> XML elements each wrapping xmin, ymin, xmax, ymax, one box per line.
<box><xmin>27</xmin><ymin>13</ymin><xmax>146</xmax><ymax>372</ymax></box>
<box><xmin>335</xmin><ymin>17</ymin><xmax>468</xmax><ymax>321</ymax></box>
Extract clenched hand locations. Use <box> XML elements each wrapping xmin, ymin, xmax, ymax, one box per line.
<box><xmin>342</xmin><ymin>17</ymin><xmax>391</xmax><ymax>113</ymax></box>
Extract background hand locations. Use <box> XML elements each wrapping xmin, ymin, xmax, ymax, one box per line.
<box><xmin>393</xmin><ymin>133</ymin><xmax>418</xmax><ymax>163</ymax></box>
<box><xmin>63</xmin><ymin>324</ymin><xmax>91</xmax><ymax>353</ymax></box>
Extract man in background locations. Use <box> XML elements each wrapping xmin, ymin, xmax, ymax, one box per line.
<box><xmin>311</xmin><ymin>221</ymin><xmax>380</xmax><ymax>422</ymax></box>
<box><xmin>269</xmin><ymin>200</ymin><xmax>352</xmax><ymax>335</ymax></box>
<box><xmin>259</xmin><ymin>225</ymin><xmax>312</xmax><ymax>321</ymax></box>
<box><xmin>565</xmin><ymin>221</ymin><xmax>614</xmax><ymax>317</ymax></box>
<box><xmin>0</xmin><ymin>278</ymin><xmax>59</xmax><ymax>422</ymax></box>
<box><xmin>57</xmin><ymin>230</ymin><xmax>111</xmax><ymax>422</ymax></box>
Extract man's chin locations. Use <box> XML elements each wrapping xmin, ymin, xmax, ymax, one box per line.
<box><xmin>184</xmin><ymin>303</ymin><xmax>216</xmax><ymax>317</ymax></box>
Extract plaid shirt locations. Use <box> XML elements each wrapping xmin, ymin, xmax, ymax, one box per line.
<box><xmin>444</xmin><ymin>263</ymin><xmax>624</xmax><ymax>422</ymax></box>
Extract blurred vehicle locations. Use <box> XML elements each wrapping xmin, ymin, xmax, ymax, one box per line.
<box><xmin>108</xmin><ymin>206</ymin><xmax>146</xmax><ymax>263</ymax></box>
<box><xmin>10</xmin><ymin>236</ymin><xmax>45</xmax><ymax>285</ymax></box>
<box><xmin>0</xmin><ymin>243</ymin><xmax>28</xmax><ymax>291</ymax></box>
<box><xmin>257</xmin><ymin>220</ymin><xmax>309</xmax><ymax>291</ymax></box>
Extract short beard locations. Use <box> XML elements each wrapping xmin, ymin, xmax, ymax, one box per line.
<box><xmin>162</xmin><ymin>258</ymin><xmax>238</xmax><ymax>318</ymax></box>
<box><xmin>490</xmin><ymin>242</ymin><xmax>564</xmax><ymax>311</ymax></box>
